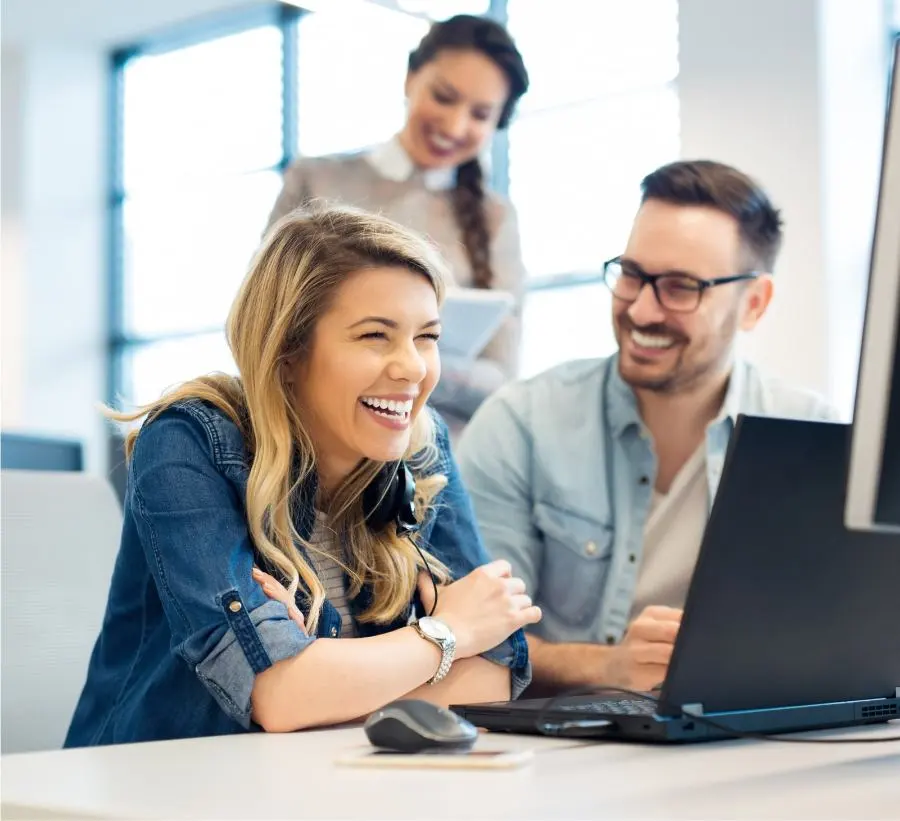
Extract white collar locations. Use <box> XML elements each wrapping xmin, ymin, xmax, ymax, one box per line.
<box><xmin>716</xmin><ymin>359</ymin><xmax>748</xmax><ymax>424</ymax></box>
<box><xmin>365</xmin><ymin>135</ymin><xmax>490</xmax><ymax>192</ymax></box>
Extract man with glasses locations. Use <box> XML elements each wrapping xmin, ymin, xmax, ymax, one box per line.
<box><xmin>455</xmin><ymin>160</ymin><xmax>838</xmax><ymax>696</ymax></box>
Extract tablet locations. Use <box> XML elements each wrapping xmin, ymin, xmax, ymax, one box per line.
<box><xmin>438</xmin><ymin>288</ymin><xmax>515</xmax><ymax>367</ymax></box>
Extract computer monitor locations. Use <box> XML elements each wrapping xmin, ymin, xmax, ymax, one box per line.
<box><xmin>845</xmin><ymin>37</ymin><xmax>900</xmax><ymax>534</ymax></box>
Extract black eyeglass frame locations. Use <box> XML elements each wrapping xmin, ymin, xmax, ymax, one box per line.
<box><xmin>602</xmin><ymin>256</ymin><xmax>760</xmax><ymax>313</ymax></box>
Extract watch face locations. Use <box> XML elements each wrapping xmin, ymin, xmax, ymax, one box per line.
<box><xmin>419</xmin><ymin>617</ymin><xmax>450</xmax><ymax>641</ymax></box>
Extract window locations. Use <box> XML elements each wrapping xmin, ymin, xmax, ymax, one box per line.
<box><xmin>110</xmin><ymin>1</ymin><xmax>680</xmax><ymax>403</ymax></box>
<box><xmin>296</xmin><ymin>4</ymin><xmax>427</xmax><ymax>157</ymax></box>
<box><xmin>505</xmin><ymin>0</ymin><xmax>680</xmax><ymax>374</ymax></box>
<box><xmin>111</xmin><ymin>11</ymin><xmax>292</xmax><ymax>407</ymax></box>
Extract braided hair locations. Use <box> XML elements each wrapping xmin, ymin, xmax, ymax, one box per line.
<box><xmin>408</xmin><ymin>15</ymin><xmax>529</xmax><ymax>289</ymax></box>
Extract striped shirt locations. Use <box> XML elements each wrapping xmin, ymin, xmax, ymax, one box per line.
<box><xmin>306</xmin><ymin>513</ymin><xmax>356</xmax><ymax>638</ymax></box>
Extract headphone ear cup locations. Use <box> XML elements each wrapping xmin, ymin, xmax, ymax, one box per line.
<box><xmin>362</xmin><ymin>462</ymin><xmax>418</xmax><ymax>535</ymax></box>
<box><xmin>394</xmin><ymin>462</ymin><xmax>418</xmax><ymax>535</ymax></box>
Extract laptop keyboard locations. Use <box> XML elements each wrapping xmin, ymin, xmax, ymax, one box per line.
<box><xmin>554</xmin><ymin>697</ymin><xmax>657</xmax><ymax>716</ymax></box>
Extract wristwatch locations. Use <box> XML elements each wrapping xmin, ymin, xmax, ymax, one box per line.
<box><xmin>413</xmin><ymin>617</ymin><xmax>456</xmax><ymax>685</ymax></box>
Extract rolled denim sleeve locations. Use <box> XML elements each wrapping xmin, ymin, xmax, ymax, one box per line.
<box><xmin>419</xmin><ymin>410</ymin><xmax>532</xmax><ymax>698</ymax></box>
<box><xmin>130</xmin><ymin>410</ymin><xmax>314</xmax><ymax>728</ymax></box>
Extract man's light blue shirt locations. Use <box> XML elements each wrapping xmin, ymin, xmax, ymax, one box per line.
<box><xmin>455</xmin><ymin>355</ymin><xmax>839</xmax><ymax>645</ymax></box>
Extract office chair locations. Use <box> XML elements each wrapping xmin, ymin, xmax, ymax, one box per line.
<box><xmin>1</xmin><ymin>471</ymin><xmax>122</xmax><ymax>753</ymax></box>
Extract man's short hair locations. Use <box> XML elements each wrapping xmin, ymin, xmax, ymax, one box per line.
<box><xmin>640</xmin><ymin>160</ymin><xmax>784</xmax><ymax>272</ymax></box>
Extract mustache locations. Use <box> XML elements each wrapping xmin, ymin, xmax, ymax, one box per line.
<box><xmin>618</xmin><ymin>316</ymin><xmax>689</xmax><ymax>344</ymax></box>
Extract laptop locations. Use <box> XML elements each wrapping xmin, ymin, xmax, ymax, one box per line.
<box><xmin>452</xmin><ymin>416</ymin><xmax>900</xmax><ymax>742</ymax></box>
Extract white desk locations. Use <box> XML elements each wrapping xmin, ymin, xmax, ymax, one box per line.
<box><xmin>2</xmin><ymin>723</ymin><xmax>898</xmax><ymax>820</ymax></box>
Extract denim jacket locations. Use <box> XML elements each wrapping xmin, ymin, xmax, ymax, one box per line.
<box><xmin>456</xmin><ymin>355</ymin><xmax>839</xmax><ymax>646</ymax></box>
<box><xmin>65</xmin><ymin>401</ymin><xmax>530</xmax><ymax>748</ymax></box>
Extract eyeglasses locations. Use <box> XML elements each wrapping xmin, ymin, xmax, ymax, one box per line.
<box><xmin>602</xmin><ymin>257</ymin><xmax>759</xmax><ymax>314</ymax></box>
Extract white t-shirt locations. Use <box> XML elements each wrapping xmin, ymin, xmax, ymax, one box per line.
<box><xmin>629</xmin><ymin>444</ymin><xmax>709</xmax><ymax>621</ymax></box>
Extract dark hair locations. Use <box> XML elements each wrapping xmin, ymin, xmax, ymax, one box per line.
<box><xmin>408</xmin><ymin>15</ymin><xmax>529</xmax><ymax>289</ymax></box>
<box><xmin>640</xmin><ymin>160</ymin><xmax>784</xmax><ymax>272</ymax></box>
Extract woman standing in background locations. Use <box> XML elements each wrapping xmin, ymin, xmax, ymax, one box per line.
<box><xmin>266</xmin><ymin>14</ymin><xmax>530</xmax><ymax>431</ymax></box>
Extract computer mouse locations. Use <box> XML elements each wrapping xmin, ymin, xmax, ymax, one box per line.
<box><xmin>364</xmin><ymin>699</ymin><xmax>478</xmax><ymax>753</ymax></box>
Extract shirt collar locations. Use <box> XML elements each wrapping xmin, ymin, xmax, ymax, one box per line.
<box><xmin>606</xmin><ymin>354</ymin><xmax>642</xmax><ymax>439</ymax></box>
<box><xmin>717</xmin><ymin>359</ymin><xmax>746</xmax><ymax>424</ymax></box>
<box><xmin>365</xmin><ymin>136</ymin><xmax>455</xmax><ymax>191</ymax></box>
<box><xmin>365</xmin><ymin>134</ymin><xmax>491</xmax><ymax>192</ymax></box>
<box><xmin>605</xmin><ymin>353</ymin><xmax>746</xmax><ymax>439</ymax></box>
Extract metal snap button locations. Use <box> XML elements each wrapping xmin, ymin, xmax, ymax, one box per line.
<box><xmin>585</xmin><ymin>540</ymin><xmax>598</xmax><ymax>556</ymax></box>
<box><xmin>330</xmin><ymin>626</ymin><xmax>338</xmax><ymax>637</ymax></box>
<box><xmin>228</xmin><ymin>601</ymin><xmax>242</xmax><ymax>613</ymax></box>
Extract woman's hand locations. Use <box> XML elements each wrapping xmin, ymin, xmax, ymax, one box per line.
<box><xmin>252</xmin><ymin>567</ymin><xmax>307</xmax><ymax>634</ymax></box>
<box><xmin>418</xmin><ymin>559</ymin><xmax>541</xmax><ymax>658</ymax></box>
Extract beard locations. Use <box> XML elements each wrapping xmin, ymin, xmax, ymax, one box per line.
<box><xmin>615</xmin><ymin>310</ymin><xmax>736</xmax><ymax>394</ymax></box>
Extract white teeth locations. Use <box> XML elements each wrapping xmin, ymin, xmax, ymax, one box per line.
<box><xmin>632</xmin><ymin>330</ymin><xmax>675</xmax><ymax>349</ymax></box>
<box><xmin>360</xmin><ymin>397</ymin><xmax>414</xmax><ymax>417</ymax></box>
<box><xmin>430</xmin><ymin>134</ymin><xmax>455</xmax><ymax>150</ymax></box>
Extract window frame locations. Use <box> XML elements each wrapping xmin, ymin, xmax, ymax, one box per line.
<box><xmin>107</xmin><ymin>4</ymin><xmax>303</xmax><ymax>404</ymax></box>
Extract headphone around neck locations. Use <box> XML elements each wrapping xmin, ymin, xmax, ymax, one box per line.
<box><xmin>360</xmin><ymin>460</ymin><xmax>439</xmax><ymax>617</ymax></box>
<box><xmin>361</xmin><ymin>461</ymin><xmax>418</xmax><ymax>535</ymax></box>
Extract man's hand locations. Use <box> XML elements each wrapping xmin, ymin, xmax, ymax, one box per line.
<box><xmin>603</xmin><ymin>606</ymin><xmax>682</xmax><ymax>692</ymax></box>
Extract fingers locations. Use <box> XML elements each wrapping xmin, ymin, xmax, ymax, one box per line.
<box><xmin>287</xmin><ymin>606</ymin><xmax>306</xmax><ymax>632</ymax></box>
<box><xmin>509</xmin><ymin>593</ymin><xmax>542</xmax><ymax>626</ymax></box>
<box><xmin>509</xmin><ymin>593</ymin><xmax>533</xmax><ymax>611</ymax></box>
<box><xmin>479</xmin><ymin>559</ymin><xmax>512</xmax><ymax>579</ymax></box>
<box><xmin>253</xmin><ymin>566</ymin><xmax>288</xmax><ymax>599</ymax></box>
<box><xmin>633</xmin><ymin>640</ymin><xmax>675</xmax><ymax>667</ymax></box>
<box><xmin>504</xmin><ymin>576</ymin><xmax>527</xmax><ymax>596</ymax></box>
<box><xmin>639</xmin><ymin>605</ymin><xmax>683</xmax><ymax>624</ymax></box>
<box><xmin>628</xmin><ymin>619</ymin><xmax>680</xmax><ymax>644</ymax></box>
<box><xmin>516</xmin><ymin>604</ymin><xmax>543</xmax><ymax>627</ymax></box>
<box><xmin>252</xmin><ymin>567</ymin><xmax>306</xmax><ymax>633</ymax></box>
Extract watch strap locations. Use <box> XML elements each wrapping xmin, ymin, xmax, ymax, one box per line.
<box><xmin>414</xmin><ymin>621</ymin><xmax>456</xmax><ymax>685</ymax></box>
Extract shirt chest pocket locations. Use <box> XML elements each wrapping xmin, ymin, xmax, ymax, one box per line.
<box><xmin>533</xmin><ymin>502</ymin><xmax>614</xmax><ymax>628</ymax></box>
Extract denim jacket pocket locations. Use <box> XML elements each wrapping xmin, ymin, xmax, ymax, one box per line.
<box><xmin>533</xmin><ymin>502</ymin><xmax>614</xmax><ymax>628</ymax></box>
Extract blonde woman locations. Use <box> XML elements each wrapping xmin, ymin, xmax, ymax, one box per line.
<box><xmin>65</xmin><ymin>206</ymin><xmax>539</xmax><ymax>747</ymax></box>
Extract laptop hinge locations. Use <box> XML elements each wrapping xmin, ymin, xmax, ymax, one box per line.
<box><xmin>681</xmin><ymin>702</ymin><xmax>704</xmax><ymax>716</ymax></box>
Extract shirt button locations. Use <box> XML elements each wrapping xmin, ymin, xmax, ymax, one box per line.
<box><xmin>639</xmin><ymin>476</ymin><xmax>650</xmax><ymax>485</ymax></box>
<box><xmin>228</xmin><ymin>601</ymin><xmax>242</xmax><ymax>613</ymax></box>
<box><xmin>629</xmin><ymin>554</ymin><xmax>637</xmax><ymax>563</ymax></box>
<box><xmin>330</xmin><ymin>626</ymin><xmax>338</xmax><ymax>637</ymax></box>
<box><xmin>606</xmin><ymin>635</ymin><xmax>616</xmax><ymax>645</ymax></box>
<box><xmin>585</xmin><ymin>541</ymin><xmax>598</xmax><ymax>556</ymax></box>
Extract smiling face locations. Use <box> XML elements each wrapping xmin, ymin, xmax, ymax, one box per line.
<box><xmin>286</xmin><ymin>266</ymin><xmax>442</xmax><ymax>491</ymax></box>
<box><xmin>613</xmin><ymin>199</ymin><xmax>773</xmax><ymax>394</ymax></box>
<box><xmin>398</xmin><ymin>48</ymin><xmax>510</xmax><ymax>171</ymax></box>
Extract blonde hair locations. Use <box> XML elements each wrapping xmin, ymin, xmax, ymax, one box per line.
<box><xmin>111</xmin><ymin>205</ymin><xmax>453</xmax><ymax>633</ymax></box>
